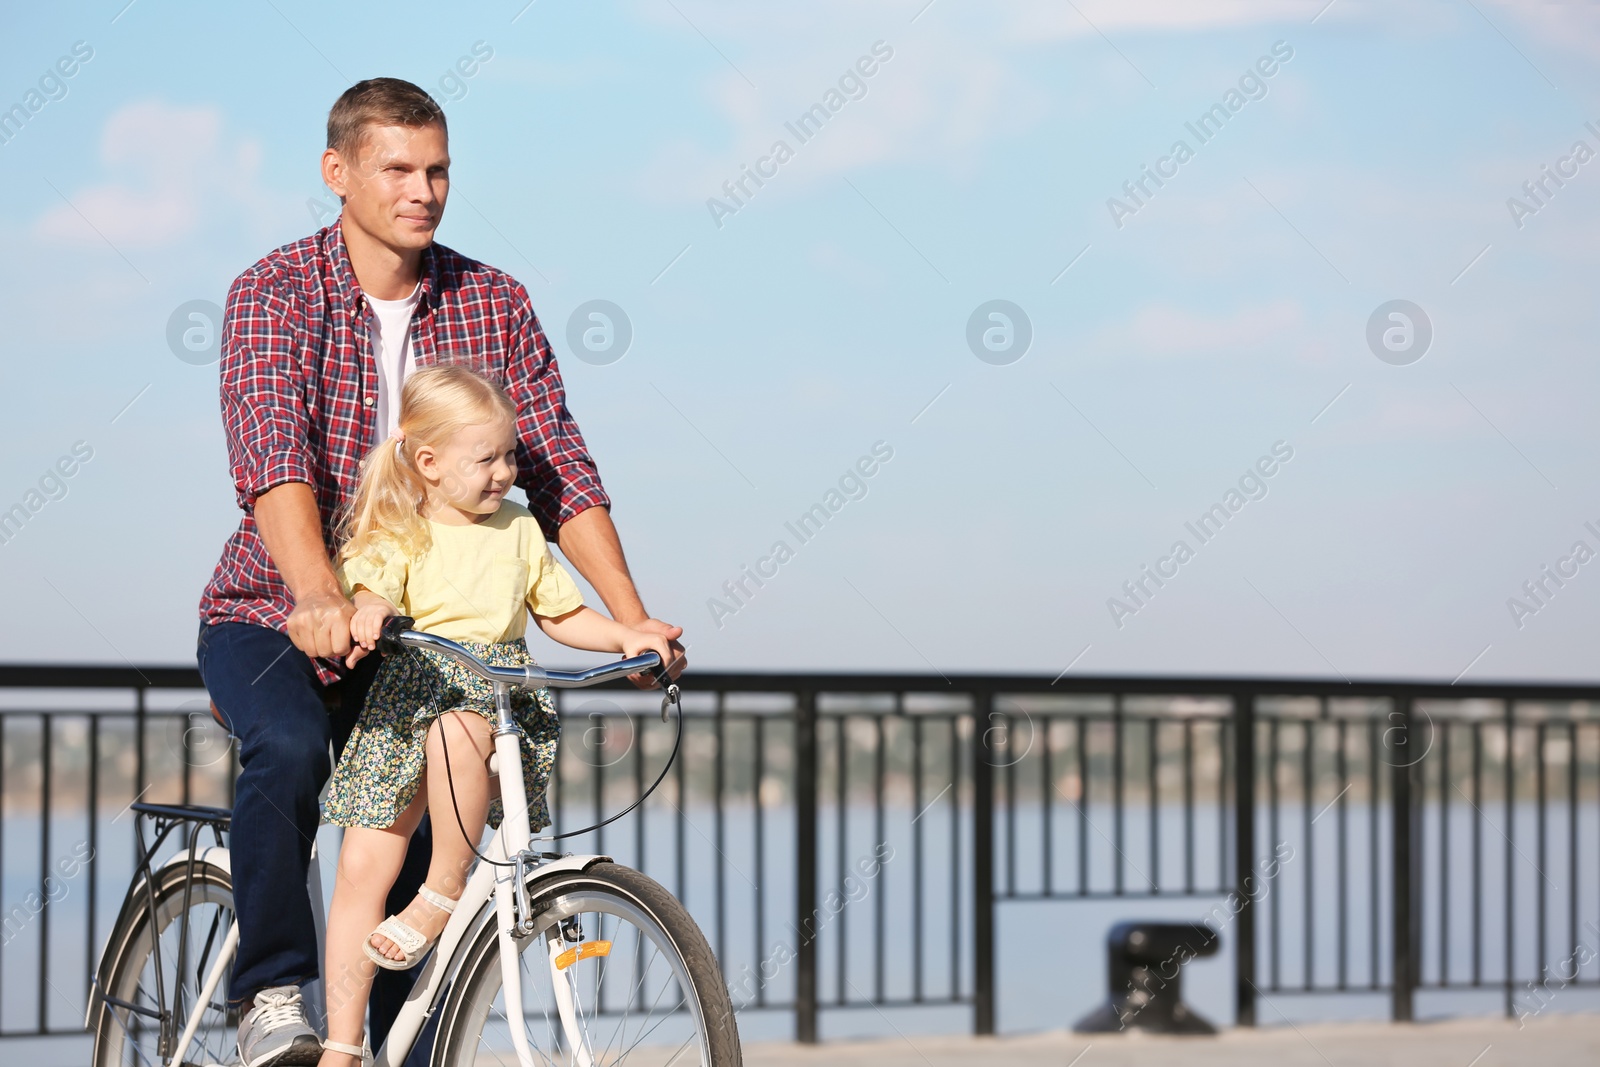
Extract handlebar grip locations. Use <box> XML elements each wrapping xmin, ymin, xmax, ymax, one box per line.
<box><xmin>378</xmin><ymin>615</ymin><xmax>415</xmax><ymax>656</ymax></box>
<box><xmin>644</xmin><ymin>651</ymin><xmax>675</xmax><ymax>691</ymax></box>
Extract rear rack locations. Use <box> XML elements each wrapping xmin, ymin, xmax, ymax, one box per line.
<box><xmin>130</xmin><ymin>801</ymin><xmax>232</xmax><ymax>831</ymax></box>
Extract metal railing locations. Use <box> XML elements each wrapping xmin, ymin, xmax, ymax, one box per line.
<box><xmin>1</xmin><ymin>664</ymin><xmax>1598</xmax><ymax>1042</ymax></box>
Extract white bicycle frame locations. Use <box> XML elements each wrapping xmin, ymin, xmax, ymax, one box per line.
<box><xmin>369</xmin><ymin>683</ymin><xmax>611</xmax><ymax>1067</ymax></box>
<box><xmin>147</xmin><ymin>840</ymin><xmax>609</xmax><ymax>1067</ymax></box>
<box><xmin>145</xmin><ymin>686</ymin><xmax>620</xmax><ymax>1067</ymax></box>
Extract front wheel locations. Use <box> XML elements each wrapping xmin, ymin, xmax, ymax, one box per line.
<box><xmin>433</xmin><ymin>862</ymin><xmax>741</xmax><ymax>1066</ymax></box>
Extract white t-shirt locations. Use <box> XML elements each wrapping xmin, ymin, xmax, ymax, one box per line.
<box><xmin>367</xmin><ymin>282</ymin><xmax>422</xmax><ymax>439</ymax></box>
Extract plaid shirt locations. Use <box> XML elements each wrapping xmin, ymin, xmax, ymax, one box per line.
<box><xmin>198</xmin><ymin>220</ymin><xmax>609</xmax><ymax>683</ymax></box>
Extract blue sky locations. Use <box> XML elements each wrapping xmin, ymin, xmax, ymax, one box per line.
<box><xmin>2</xmin><ymin>0</ymin><xmax>1599</xmax><ymax>681</ymax></box>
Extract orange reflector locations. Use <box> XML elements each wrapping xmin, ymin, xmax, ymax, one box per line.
<box><xmin>554</xmin><ymin>940</ymin><xmax>613</xmax><ymax>970</ymax></box>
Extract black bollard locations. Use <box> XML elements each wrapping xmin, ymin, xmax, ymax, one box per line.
<box><xmin>1072</xmin><ymin>920</ymin><xmax>1219</xmax><ymax>1034</ymax></box>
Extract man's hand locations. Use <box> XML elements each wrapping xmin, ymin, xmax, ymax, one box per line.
<box><xmin>286</xmin><ymin>589</ymin><xmax>356</xmax><ymax>662</ymax></box>
<box><xmin>626</xmin><ymin>618</ymin><xmax>685</xmax><ymax>689</ymax></box>
<box><xmin>619</xmin><ymin>627</ymin><xmax>674</xmax><ymax>671</ymax></box>
<box><xmin>255</xmin><ymin>482</ymin><xmax>354</xmax><ymax>667</ymax></box>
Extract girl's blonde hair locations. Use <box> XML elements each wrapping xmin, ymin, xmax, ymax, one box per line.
<box><xmin>336</xmin><ymin>364</ymin><xmax>518</xmax><ymax>564</ymax></box>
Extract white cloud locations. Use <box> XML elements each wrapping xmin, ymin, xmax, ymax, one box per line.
<box><xmin>994</xmin><ymin>0</ymin><xmax>1325</xmax><ymax>40</ymax></box>
<box><xmin>633</xmin><ymin>30</ymin><xmax>1045</xmax><ymax>205</ymax></box>
<box><xmin>1124</xmin><ymin>299</ymin><xmax>1304</xmax><ymax>353</ymax></box>
<box><xmin>1483</xmin><ymin>0</ymin><xmax>1600</xmax><ymax>62</ymax></box>
<box><xmin>638</xmin><ymin>0</ymin><xmax>1333</xmax><ymax>42</ymax></box>
<box><xmin>625</xmin><ymin>0</ymin><xmax>1407</xmax><ymax>209</ymax></box>
<box><xmin>32</xmin><ymin>100</ymin><xmax>288</xmax><ymax>248</ymax></box>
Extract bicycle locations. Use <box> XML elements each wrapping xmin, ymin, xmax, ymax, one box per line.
<box><xmin>87</xmin><ymin>616</ymin><xmax>743</xmax><ymax>1066</ymax></box>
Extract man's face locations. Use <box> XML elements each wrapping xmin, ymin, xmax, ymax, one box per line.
<box><xmin>324</xmin><ymin>123</ymin><xmax>449</xmax><ymax>252</ymax></box>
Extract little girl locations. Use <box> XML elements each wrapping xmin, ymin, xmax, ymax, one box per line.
<box><xmin>315</xmin><ymin>364</ymin><xmax>670</xmax><ymax>1066</ymax></box>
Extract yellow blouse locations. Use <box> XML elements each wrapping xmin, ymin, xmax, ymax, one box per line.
<box><xmin>335</xmin><ymin>501</ymin><xmax>584</xmax><ymax>644</ymax></box>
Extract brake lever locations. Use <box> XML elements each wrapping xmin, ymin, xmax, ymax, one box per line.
<box><xmin>651</xmin><ymin>659</ymin><xmax>680</xmax><ymax>722</ymax></box>
<box><xmin>377</xmin><ymin>615</ymin><xmax>416</xmax><ymax>656</ymax></box>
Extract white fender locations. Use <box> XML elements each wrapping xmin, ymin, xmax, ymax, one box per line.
<box><xmin>153</xmin><ymin>844</ymin><xmax>233</xmax><ymax>878</ymax></box>
<box><xmin>525</xmin><ymin>853</ymin><xmax>612</xmax><ymax>884</ymax></box>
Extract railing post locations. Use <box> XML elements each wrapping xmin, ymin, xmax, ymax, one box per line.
<box><xmin>1233</xmin><ymin>692</ymin><xmax>1257</xmax><ymax>1027</ymax></box>
<box><xmin>794</xmin><ymin>688</ymin><xmax>819</xmax><ymax>1044</ymax></box>
<box><xmin>973</xmin><ymin>691</ymin><xmax>996</xmax><ymax>1035</ymax></box>
<box><xmin>135</xmin><ymin>684</ymin><xmax>147</xmax><ymax>798</ymax></box>
<box><xmin>1502</xmin><ymin>698</ymin><xmax>1515</xmax><ymax>1019</ymax></box>
<box><xmin>1391</xmin><ymin>696</ymin><xmax>1416</xmax><ymax>1021</ymax></box>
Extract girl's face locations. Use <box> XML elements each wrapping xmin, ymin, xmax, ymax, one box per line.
<box><xmin>416</xmin><ymin>414</ymin><xmax>517</xmax><ymax>520</ymax></box>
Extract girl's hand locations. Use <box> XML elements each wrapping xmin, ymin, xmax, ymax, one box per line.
<box><xmin>535</xmin><ymin>607</ymin><xmax>678</xmax><ymax>679</ymax></box>
<box><xmin>345</xmin><ymin>593</ymin><xmax>399</xmax><ymax>668</ymax></box>
<box><xmin>618</xmin><ymin>627</ymin><xmax>673</xmax><ymax>672</ymax></box>
<box><xmin>624</xmin><ymin>618</ymin><xmax>686</xmax><ymax>689</ymax></box>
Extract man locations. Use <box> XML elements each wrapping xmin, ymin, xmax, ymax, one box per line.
<box><xmin>196</xmin><ymin>77</ymin><xmax>684</xmax><ymax>1067</ymax></box>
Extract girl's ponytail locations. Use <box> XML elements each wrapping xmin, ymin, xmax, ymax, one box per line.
<box><xmin>336</xmin><ymin>430</ymin><xmax>429</xmax><ymax>565</ymax></box>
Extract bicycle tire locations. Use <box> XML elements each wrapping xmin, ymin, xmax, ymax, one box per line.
<box><xmin>90</xmin><ymin>860</ymin><xmax>238</xmax><ymax>1067</ymax></box>
<box><xmin>432</xmin><ymin>861</ymin><xmax>741</xmax><ymax>1066</ymax></box>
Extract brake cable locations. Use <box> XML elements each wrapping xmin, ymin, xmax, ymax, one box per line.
<box><xmin>436</xmin><ymin>661</ymin><xmax>683</xmax><ymax>868</ymax></box>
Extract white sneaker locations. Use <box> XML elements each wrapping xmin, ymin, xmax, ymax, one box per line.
<box><xmin>237</xmin><ymin>985</ymin><xmax>322</xmax><ymax>1067</ymax></box>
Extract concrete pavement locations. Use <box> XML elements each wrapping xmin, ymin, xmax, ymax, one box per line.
<box><xmin>742</xmin><ymin>1014</ymin><xmax>1600</xmax><ymax>1066</ymax></box>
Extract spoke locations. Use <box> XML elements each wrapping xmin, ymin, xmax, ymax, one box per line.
<box><xmin>508</xmin><ymin>939</ymin><xmax>563</xmax><ymax>1067</ymax></box>
<box><xmin>565</xmin><ymin>915</ymin><xmax>607</xmax><ymax>1061</ymax></box>
<box><xmin>602</xmin><ymin>930</ymin><xmax>663</xmax><ymax>1066</ymax></box>
<box><xmin>658</xmin><ymin>1033</ymin><xmax>697</xmax><ymax>1067</ymax></box>
<box><xmin>532</xmin><ymin>942</ymin><xmax>565</xmax><ymax>1066</ymax></box>
<box><xmin>110</xmin><ymin>901</ymin><xmax>235</xmax><ymax>1067</ymax></box>
<box><xmin>567</xmin><ymin>975</ymin><xmax>601</xmax><ymax>1061</ymax></box>
<box><xmin>461</xmin><ymin>890</ymin><xmax>707</xmax><ymax>1067</ymax></box>
<box><xmin>608</xmin><ymin>990</ymin><xmax>690</xmax><ymax>1065</ymax></box>
<box><xmin>483</xmin><ymin>990</ymin><xmax>560</xmax><ymax>1067</ymax></box>
<box><xmin>471</xmin><ymin>1027</ymin><xmax>527</xmax><ymax>1067</ymax></box>
<box><xmin>108</xmin><ymin>1006</ymin><xmax>161</xmax><ymax>1067</ymax></box>
<box><xmin>595</xmin><ymin>925</ymin><xmax>633</xmax><ymax>1066</ymax></box>
<box><xmin>609</xmin><ymin>956</ymin><xmax>688</xmax><ymax>1065</ymax></box>
<box><xmin>477</xmin><ymin>1003</ymin><xmax>558</xmax><ymax>1067</ymax></box>
<box><xmin>166</xmin><ymin>912</ymin><xmax>229</xmax><ymax>1065</ymax></box>
<box><xmin>590</xmin><ymin>913</ymin><xmax>615</xmax><ymax>1017</ymax></box>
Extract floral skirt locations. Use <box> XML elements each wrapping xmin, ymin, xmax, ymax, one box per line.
<box><xmin>323</xmin><ymin>637</ymin><xmax>559</xmax><ymax>832</ymax></box>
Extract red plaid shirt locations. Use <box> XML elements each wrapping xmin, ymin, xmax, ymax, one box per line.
<box><xmin>198</xmin><ymin>220</ymin><xmax>610</xmax><ymax>683</ymax></box>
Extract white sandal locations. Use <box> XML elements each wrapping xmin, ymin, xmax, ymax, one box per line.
<box><xmin>322</xmin><ymin>1037</ymin><xmax>372</xmax><ymax>1066</ymax></box>
<box><xmin>363</xmin><ymin>884</ymin><xmax>457</xmax><ymax>971</ymax></box>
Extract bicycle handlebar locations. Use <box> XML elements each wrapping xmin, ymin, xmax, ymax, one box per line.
<box><xmin>376</xmin><ymin>615</ymin><xmax>675</xmax><ymax>690</ymax></box>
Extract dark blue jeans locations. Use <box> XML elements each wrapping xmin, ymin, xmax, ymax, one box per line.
<box><xmin>197</xmin><ymin>620</ymin><xmax>435</xmax><ymax>1057</ymax></box>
